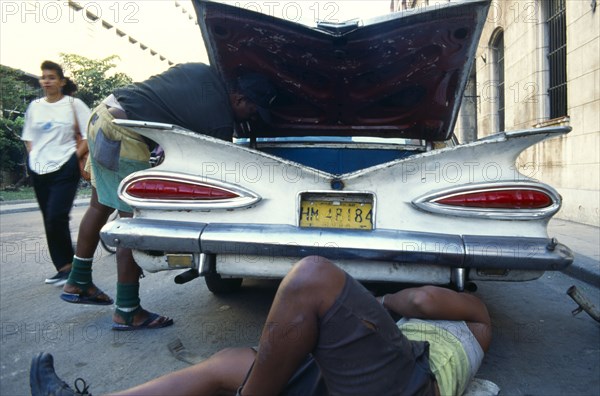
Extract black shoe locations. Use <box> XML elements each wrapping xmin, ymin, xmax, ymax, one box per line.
<box><xmin>30</xmin><ymin>353</ymin><xmax>92</xmax><ymax>396</ymax></box>
<box><xmin>45</xmin><ymin>271</ymin><xmax>70</xmax><ymax>286</ymax></box>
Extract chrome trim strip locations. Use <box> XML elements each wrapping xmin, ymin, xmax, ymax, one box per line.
<box><xmin>202</xmin><ymin>224</ymin><xmax>463</xmax><ymax>266</ymax></box>
<box><xmin>113</xmin><ymin>119</ymin><xmax>175</xmax><ymax>130</ymax></box>
<box><xmin>412</xmin><ymin>181</ymin><xmax>562</xmax><ymax>219</ymax></box>
<box><xmin>251</xmin><ymin>143</ymin><xmax>426</xmax><ymax>150</ymax></box>
<box><xmin>100</xmin><ymin>218</ymin><xmax>205</xmax><ymax>252</ymax></box>
<box><xmin>463</xmin><ymin>235</ymin><xmax>573</xmax><ymax>270</ymax></box>
<box><xmin>232</xmin><ymin>137</ymin><xmax>427</xmax><ymax>151</ymax></box>
<box><xmin>118</xmin><ymin>170</ymin><xmax>261</xmax><ymax>210</ymax></box>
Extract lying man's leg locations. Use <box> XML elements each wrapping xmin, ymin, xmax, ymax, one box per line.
<box><xmin>31</xmin><ymin>348</ymin><xmax>255</xmax><ymax>396</ymax></box>
<box><xmin>109</xmin><ymin>347</ymin><xmax>255</xmax><ymax>396</ymax></box>
<box><xmin>241</xmin><ymin>255</ymin><xmax>346</xmax><ymax>395</ymax></box>
<box><xmin>241</xmin><ymin>256</ymin><xmax>436</xmax><ymax>396</ymax></box>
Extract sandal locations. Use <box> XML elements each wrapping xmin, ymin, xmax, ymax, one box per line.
<box><xmin>60</xmin><ymin>287</ymin><xmax>113</xmax><ymax>306</ymax></box>
<box><xmin>112</xmin><ymin>307</ymin><xmax>174</xmax><ymax>331</ymax></box>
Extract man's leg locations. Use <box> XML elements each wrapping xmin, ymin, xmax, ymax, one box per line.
<box><xmin>62</xmin><ymin>187</ymin><xmax>113</xmax><ymax>304</ymax></box>
<box><xmin>241</xmin><ymin>255</ymin><xmax>346</xmax><ymax>396</ymax></box>
<box><xmin>111</xmin><ymin>211</ymin><xmax>172</xmax><ymax>329</ymax></box>
<box><xmin>31</xmin><ymin>348</ymin><xmax>255</xmax><ymax>396</ymax></box>
<box><xmin>75</xmin><ymin>187</ymin><xmax>113</xmax><ymax>258</ymax></box>
<box><xmin>109</xmin><ymin>348</ymin><xmax>255</xmax><ymax>396</ymax></box>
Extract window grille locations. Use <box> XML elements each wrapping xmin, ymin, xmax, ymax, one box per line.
<box><xmin>492</xmin><ymin>32</ymin><xmax>505</xmax><ymax>132</ymax></box>
<box><xmin>546</xmin><ymin>0</ymin><xmax>567</xmax><ymax>118</ymax></box>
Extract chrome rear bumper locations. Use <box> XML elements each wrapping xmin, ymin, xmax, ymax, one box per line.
<box><xmin>101</xmin><ymin>218</ymin><xmax>573</xmax><ymax>271</ymax></box>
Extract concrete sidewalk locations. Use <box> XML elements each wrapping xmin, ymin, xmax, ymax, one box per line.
<box><xmin>1</xmin><ymin>199</ymin><xmax>598</xmax><ymax>287</ymax></box>
<box><xmin>0</xmin><ymin>197</ymin><xmax>91</xmax><ymax>214</ymax></box>
<box><xmin>548</xmin><ymin>219</ymin><xmax>600</xmax><ymax>288</ymax></box>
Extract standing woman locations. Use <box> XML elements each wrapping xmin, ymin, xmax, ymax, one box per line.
<box><xmin>21</xmin><ymin>60</ymin><xmax>91</xmax><ymax>286</ymax></box>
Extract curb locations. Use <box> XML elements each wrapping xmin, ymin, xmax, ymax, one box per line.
<box><xmin>562</xmin><ymin>253</ymin><xmax>600</xmax><ymax>289</ymax></box>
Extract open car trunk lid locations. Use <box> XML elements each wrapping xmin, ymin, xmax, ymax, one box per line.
<box><xmin>194</xmin><ymin>0</ymin><xmax>491</xmax><ymax>140</ymax></box>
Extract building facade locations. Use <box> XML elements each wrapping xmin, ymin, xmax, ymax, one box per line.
<box><xmin>395</xmin><ymin>0</ymin><xmax>599</xmax><ymax>226</ymax></box>
<box><xmin>1</xmin><ymin>0</ymin><xmax>207</xmax><ymax>81</ymax></box>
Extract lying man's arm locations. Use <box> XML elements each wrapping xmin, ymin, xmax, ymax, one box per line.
<box><xmin>381</xmin><ymin>285</ymin><xmax>492</xmax><ymax>351</ymax></box>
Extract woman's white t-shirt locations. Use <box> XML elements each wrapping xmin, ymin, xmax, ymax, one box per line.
<box><xmin>21</xmin><ymin>96</ymin><xmax>91</xmax><ymax>175</ymax></box>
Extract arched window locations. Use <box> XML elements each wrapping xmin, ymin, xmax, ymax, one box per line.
<box><xmin>491</xmin><ymin>30</ymin><xmax>505</xmax><ymax>132</ymax></box>
<box><xmin>544</xmin><ymin>0</ymin><xmax>568</xmax><ymax>119</ymax></box>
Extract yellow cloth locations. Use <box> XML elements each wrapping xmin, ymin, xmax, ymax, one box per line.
<box><xmin>399</xmin><ymin>321</ymin><xmax>470</xmax><ymax>396</ymax></box>
<box><xmin>88</xmin><ymin>104</ymin><xmax>150</xmax><ymax>164</ymax></box>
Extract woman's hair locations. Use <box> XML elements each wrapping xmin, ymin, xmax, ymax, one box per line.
<box><xmin>41</xmin><ymin>60</ymin><xmax>78</xmax><ymax>96</ymax></box>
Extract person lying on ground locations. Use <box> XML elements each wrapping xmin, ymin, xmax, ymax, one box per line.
<box><xmin>31</xmin><ymin>255</ymin><xmax>492</xmax><ymax>396</ymax></box>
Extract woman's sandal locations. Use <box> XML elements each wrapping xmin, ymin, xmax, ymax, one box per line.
<box><xmin>112</xmin><ymin>307</ymin><xmax>174</xmax><ymax>331</ymax></box>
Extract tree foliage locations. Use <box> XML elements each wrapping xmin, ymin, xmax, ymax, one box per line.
<box><xmin>0</xmin><ymin>117</ymin><xmax>27</xmax><ymax>185</ymax></box>
<box><xmin>0</xmin><ymin>56</ymin><xmax>132</xmax><ymax>187</ymax></box>
<box><xmin>60</xmin><ymin>53</ymin><xmax>132</xmax><ymax>108</ymax></box>
<box><xmin>0</xmin><ymin>66</ymin><xmax>37</xmax><ymax>185</ymax></box>
<box><xmin>0</xmin><ymin>65</ymin><xmax>38</xmax><ymax>115</ymax></box>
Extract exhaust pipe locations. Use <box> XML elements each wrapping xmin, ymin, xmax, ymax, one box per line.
<box><xmin>567</xmin><ymin>285</ymin><xmax>600</xmax><ymax>322</ymax></box>
<box><xmin>175</xmin><ymin>269</ymin><xmax>200</xmax><ymax>284</ymax></box>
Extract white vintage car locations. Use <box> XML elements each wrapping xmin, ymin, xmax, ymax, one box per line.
<box><xmin>101</xmin><ymin>0</ymin><xmax>573</xmax><ymax>293</ymax></box>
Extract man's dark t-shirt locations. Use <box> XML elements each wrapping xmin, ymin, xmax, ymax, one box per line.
<box><xmin>113</xmin><ymin>63</ymin><xmax>234</xmax><ymax>141</ymax></box>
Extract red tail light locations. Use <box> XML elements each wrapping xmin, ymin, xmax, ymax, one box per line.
<box><xmin>413</xmin><ymin>183</ymin><xmax>561</xmax><ymax>219</ymax></box>
<box><xmin>433</xmin><ymin>189</ymin><xmax>553</xmax><ymax>209</ymax></box>
<box><xmin>126</xmin><ymin>179</ymin><xmax>238</xmax><ymax>200</ymax></box>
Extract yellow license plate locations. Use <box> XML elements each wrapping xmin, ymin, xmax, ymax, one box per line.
<box><xmin>299</xmin><ymin>199</ymin><xmax>373</xmax><ymax>230</ymax></box>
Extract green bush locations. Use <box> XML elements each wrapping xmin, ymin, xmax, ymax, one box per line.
<box><xmin>0</xmin><ymin>117</ymin><xmax>26</xmax><ymax>185</ymax></box>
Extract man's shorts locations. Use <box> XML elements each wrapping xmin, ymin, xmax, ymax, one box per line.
<box><xmin>313</xmin><ymin>273</ymin><xmax>436</xmax><ymax>395</ymax></box>
<box><xmin>87</xmin><ymin>104</ymin><xmax>151</xmax><ymax>213</ymax></box>
<box><xmin>240</xmin><ymin>273</ymin><xmax>437</xmax><ymax>396</ymax></box>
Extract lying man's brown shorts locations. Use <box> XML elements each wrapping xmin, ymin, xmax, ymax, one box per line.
<box><xmin>241</xmin><ymin>273</ymin><xmax>437</xmax><ymax>396</ymax></box>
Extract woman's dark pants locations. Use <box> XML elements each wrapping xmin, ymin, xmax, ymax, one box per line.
<box><xmin>30</xmin><ymin>154</ymin><xmax>80</xmax><ymax>271</ymax></box>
